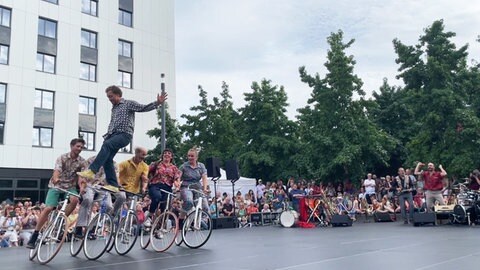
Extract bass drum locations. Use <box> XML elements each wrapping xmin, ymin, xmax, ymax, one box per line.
<box><xmin>451</xmin><ymin>204</ymin><xmax>472</xmax><ymax>224</ymax></box>
<box><xmin>279</xmin><ymin>210</ymin><xmax>299</xmax><ymax>228</ymax></box>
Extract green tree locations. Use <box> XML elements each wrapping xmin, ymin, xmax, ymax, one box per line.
<box><xmin>180</xmin><ymin>82</ymin><xmax>241</xmax><ymax>165</ymax></box>
<box><xmin>393</xmin><ymin>20</ymin><xmax>480</xmax><ymax>176</ymax></box>
<box><xmin>297</xmin><ymin>30</ymin><xmax>396</xmax><ymax>183</ymax></box>
<box><xmin>237</xmin><ymin>79</ymin><xmax>298</xmax><ymax>181</ymax></box>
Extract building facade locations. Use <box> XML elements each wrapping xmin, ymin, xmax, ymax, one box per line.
<box><xmin>0</xmin><ymin>0</ymin><xmax>175</xmax><ymax>203</ymax></box>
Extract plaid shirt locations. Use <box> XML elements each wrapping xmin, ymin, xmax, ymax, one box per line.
<box><xmin>104</xmin><ymin>98</ymin><xmax>158</xmax><ymax>138</ymax></box>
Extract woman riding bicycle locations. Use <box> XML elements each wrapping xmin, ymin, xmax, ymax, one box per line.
<box><xmin>179</xmin><ymin>147</ymin><xmax>209</xmax><ymax>220</ymax></box>
<box><xmin>147</xmin><ymin>148</ymin><xmax>181</xmax><ymax>220</ymax></box>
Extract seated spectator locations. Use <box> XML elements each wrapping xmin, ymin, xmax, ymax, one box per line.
<box><xmin>136</xmin><ymin>203</ymin><xmax>145</xmax><ymax>225</ymax></box>
<box><xmin>236</xmin><ymin>202</ymin><xmax>248</xmax><ymax>226</ymax></box>
<box><xmin>222</xmin><ymin>197</ymin><xmax>234</xmax><ymax>217</ymax></box>
<box><xmin>261</xmin><ymin>204</ymin><xmax>271</xmax><ymax>213</ymax></box>
<box><xmin>1</xmin><ymin>207</ymin><xmax>19</xmax><ymax>247</ymax></box>
<box><xmin>20</xmin><ymin>207</ymin><xmax>38</xmax><ymax>246</ymax></box>
<box><xmin>209</xmin><ymin>198</ymin><xmax>218</xmax><ymax>218</ymax></box>
<box><xmin>381</xmin><ymin>195</ymin><xmax>395</xmax><ymax>213</ymax></box>
<box><xmin>247</xmin><ymin>203</ymin><xmax>259</xmax><ymax>216</ymax></box>
<box><xmin>272</xmin><ymin>188</ymin><xmax>286</xmax><ymax>212</ymax></box>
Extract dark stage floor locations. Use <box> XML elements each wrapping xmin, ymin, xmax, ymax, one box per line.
<box><xmin>2</xmin><ymin>220</ymin><xmax>480</xmax><ymax>270</ymax></box>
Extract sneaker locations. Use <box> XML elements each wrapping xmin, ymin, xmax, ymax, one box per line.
<box><xmin>26</xmin><ymin>232</ymin><xmax>39</xmax><ymax>249</ymax></box>
<box><xmin>77</xmin><ymin>169</ymin><xmax>95</xmax><ymax>180</ymax></box>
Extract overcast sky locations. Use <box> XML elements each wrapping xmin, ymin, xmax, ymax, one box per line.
<box><xmin>174</xmin><ymin>1</ymin><xmax>480</xmax><ymax>120</ymax></box>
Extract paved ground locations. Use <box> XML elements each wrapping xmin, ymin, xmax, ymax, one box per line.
<box><xmin>2</xmin><ymin>220</ymin><xmax>480</xmax><ymax>270</ymax></box>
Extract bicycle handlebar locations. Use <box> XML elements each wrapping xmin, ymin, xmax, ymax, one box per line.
<box><xmin>160</xmin><ymin>189</ymin><xmax>177</xmax><ymax>197</ymax></box>
<box><xmin>53</xmin><ymin>187</ymin><xmax>81</xmax><ymax>199</ymax></box>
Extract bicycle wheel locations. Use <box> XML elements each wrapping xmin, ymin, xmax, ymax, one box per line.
<box><xmin>70</xmin><ymin>227</ymin><xmax>84</xmax><ymax>257</ymax></box>
<box><xmin>83</xmin><ymin>213</ymin><xmax>114</xmax><ymax>260</ymax></box>
<box><xmin>37</xmin><ymin>213</ymin><xmax>67</xmax><ymax>264</ymax></box>
<box><xmin>150</xmin><ymin>211</ymin><xmax>178</xmax><ymax>252</ymax></box>
<box><xmin>139</xmin><ymin>216</ymin><xmax>152</xmax><ymax>249</ymax></box>
<box><xmin>182</xmin><ymin>210</ymin><xmax>212</xmax><ymax>249</ymax></box>
<box><xmin>115</xmin><ymin>213</ymin><xmax>138</xmax><ymax>255</ymax></box>
<box><xmin>175</xmin><ymin>229</ymin><xmax>183</xmax><ymax>246</ymax></box>
<box><xmin>106</xmin><ymin>214</ymin><xmax>120</xmax><ymax>253</ymax></box>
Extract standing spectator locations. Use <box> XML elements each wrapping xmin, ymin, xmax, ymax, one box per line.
<box><xmin>363</xmin><ymin>173</ymin><xmax>376</xmax><ymax>204</ymax></box>
<box><xmin>256</xmin><ymin>180</ymin><xmax>266</xmax><ymax>204</ymax></box>
<box><xmin>414</xmin><ymin>162</ymin><xmax>447</xmax><ymax>211</ymax></box>
<box><xmin>396</xmin><ymin>167</ymin><xmax>415</xmax><ymax>224</ymax></box>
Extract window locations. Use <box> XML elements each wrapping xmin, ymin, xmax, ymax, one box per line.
<box><xmin>32</xmin><ymin>127</ymin><xmax>53</xmax><ymax>147</ymax></box>
<box><xmin>118</xmin><ymin>40</ymin><xmax>132</xmax><ymax>57</ymax></box>
<box><xmin>81</xmin><ymin>29</ymin><xmax>97</xmax><ymax>49</ymax></box>
<box><xmin>38</xmin><ymin>18</ymin><xmax>57</xmax><ymax>39</ymax></box>
<box><xmin>118</xmin><ymin>71</ymin><xmax>132</xmax><ymax>88</ymax></box>
<box><xmin>120</xmin><ymin>143</ymin><xmax>132</xmax><ymax>153</ymax></box>
<box><xmin>79</xmin><ymin>96</ymin><xmax>96</xmax><ymax>115</ymax></box>
<box><xmin>0</xmin><ymin>83</ymin><xmax>5</xmax><ymax>103</ymax></box>
<box><xmin>118</xmin><ymin>9</ymin><xmax>132</xmax><ymax>27</ymax></box>
<box><xmin>0</xmin><ymin>122</ymin><xmax>3</xmax><ymax>144</ymax></box>
<box><xmin>35</xmin><ymin>89</ymin><xmax>54</xmax><ymax>110</ymax></box>
<box><xmin>0</xmin><ymin>6</ymin><xmax>11</xmax><ymax>27</ymax></box>
<box><xmin>80</xmin><ymin>62</ymin><xmax>96</xmax><ymax>81</ymax></box>
<box><xmin>36</xmin><ymin>53</ymin><xmax>56</xmax><ymax>73</ymax></box>
<box><xmin>82</xmin><ymin>0</ymin><xmax>97</xmax><ymax>16</ymax></box>
<box><xmin>42</xmin><ymin>0</ymin><xmax>58</xmax><ymax>4</ymax></box>
<box><xmin>79</xmin><ymin>131</ymin><xmax>95</xmax><ymax>150</ymax></box>
<box><xmin>0</xmin><ymin>83</ymin><xmax>5</xmax><ymax>144</ymax></box>
<box><xmin>0</xmin><ymin>44</ymin><xmax>9</xmax><ymax>65</ymax></box>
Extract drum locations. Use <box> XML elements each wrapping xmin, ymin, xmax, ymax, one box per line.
<box><xmin>457</xmin><ymin>193</ymin><xmax>474</xmax><ymax>206</ymax></box>
<box><xmin>452</xmin><ymin>204</ymin><xmax>472</xmax><ymax>224</ymax></box>
<box><xmin>279</xmin><ymin>210</ymin><xmax>299</xmax><ymax>228</ymax></box>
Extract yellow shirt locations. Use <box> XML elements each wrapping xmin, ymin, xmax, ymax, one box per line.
<box><xmin>118</xmin><ymin>158</ymin><xmax>148</xmax><ymax>193</ymax></box>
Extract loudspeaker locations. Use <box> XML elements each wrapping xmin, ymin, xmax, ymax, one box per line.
<box><xmin>330</xmin><ymin>214</ymin><xmax>353</xmax><ymax>227</ymax></box>
<box><xmin>206</xmin><ymin>157</ymin><xmax>221</xmax><ymax>178</ymax></box>
<box><xmin>225</xmin><ymin>159</ymin><xmax>240</xmax><ymax>180</ymax></box>
<box><xmin>213</xmin><ymin>217</ymin><xmax>236</xmax><ymax>229</ymax></box>
<box><xmin>412</xmin><ymin>212</ymin><xmax>436</xmax><ymax>226</ymax></box>
<box><xmin>374</xmin><ymin>212</ymin><xmax>394</xmax><ymax>222</ymax></box>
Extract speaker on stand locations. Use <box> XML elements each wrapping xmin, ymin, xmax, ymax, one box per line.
<box><xmin>206</xmin><ymin>157</ymin><xmax>221</xmax><ymax>217</ymax></box>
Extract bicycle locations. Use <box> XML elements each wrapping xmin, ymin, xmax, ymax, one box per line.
<box><xmin>28</xmin><ymin>212</ymin><xmax>54</xmax><ymax>261</ymax></box>
<box><xmin>35</xmin><ymin>187</ymin><xmax>81</xmax><ymax>264</ymax></box>
<box><xmin>150</xmin><ymin>189</ymin><xmax>179</xmax><ymax>252</ymax></box>
<box><xmin>114</xmin><ymin>189</ymin><xmax>143</xmax><ymax>255</ymax></box>
<box><xmin>80</xmin><ymin>185</ymin><xmax>117</xmax><ymax>260</ymax></box>
<box><xmin>181</xmin><ymin>188</ymin><xmax>213</xmax><ymax>249</ymax></box>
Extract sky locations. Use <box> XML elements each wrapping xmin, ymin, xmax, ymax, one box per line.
<box><xmin>174</xmin><ymin>0</ymin><xmax>480</xmax><ymax>120</ymax></box>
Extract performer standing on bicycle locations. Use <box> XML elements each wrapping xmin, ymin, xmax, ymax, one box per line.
<box><xmin>26</xmin><ymin>138</ymin><xmax>87</xmax><ymax>249</ymax></box>
<box><xmin>73</xmin><ymin>156</ymin><xmax>126</xmax><ymax>238</ymax></box>
<box><xmin>77</xmin><ymin>86</ymin><xmax>167</xmax><ymax>190</ymax></box>
<box><xmin>179</xmin><ymin>147</ymin><xmax>209</xmax><ymax>219</ymax></box>
<box><xmin>147</xmin><ymin>148</ymin><xmax>181</xmax><ymax>219</ymax></box>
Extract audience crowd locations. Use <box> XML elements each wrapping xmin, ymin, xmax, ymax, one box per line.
<box><xmin>2</xmin><ymin>167</ymin><xmax>477</xmax><ymax>248</ymax></box>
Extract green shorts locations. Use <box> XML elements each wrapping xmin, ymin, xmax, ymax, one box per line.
<box><xmin>45</xmin><ymin>188</ymin><xmax>78</xmax><ymax>207</ymax></box>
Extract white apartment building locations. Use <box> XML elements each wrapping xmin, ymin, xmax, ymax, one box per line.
<box><xmin>0</xmin><ymin>0</ymin><xmax>175</xmax><ymax>203</ymax></box>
